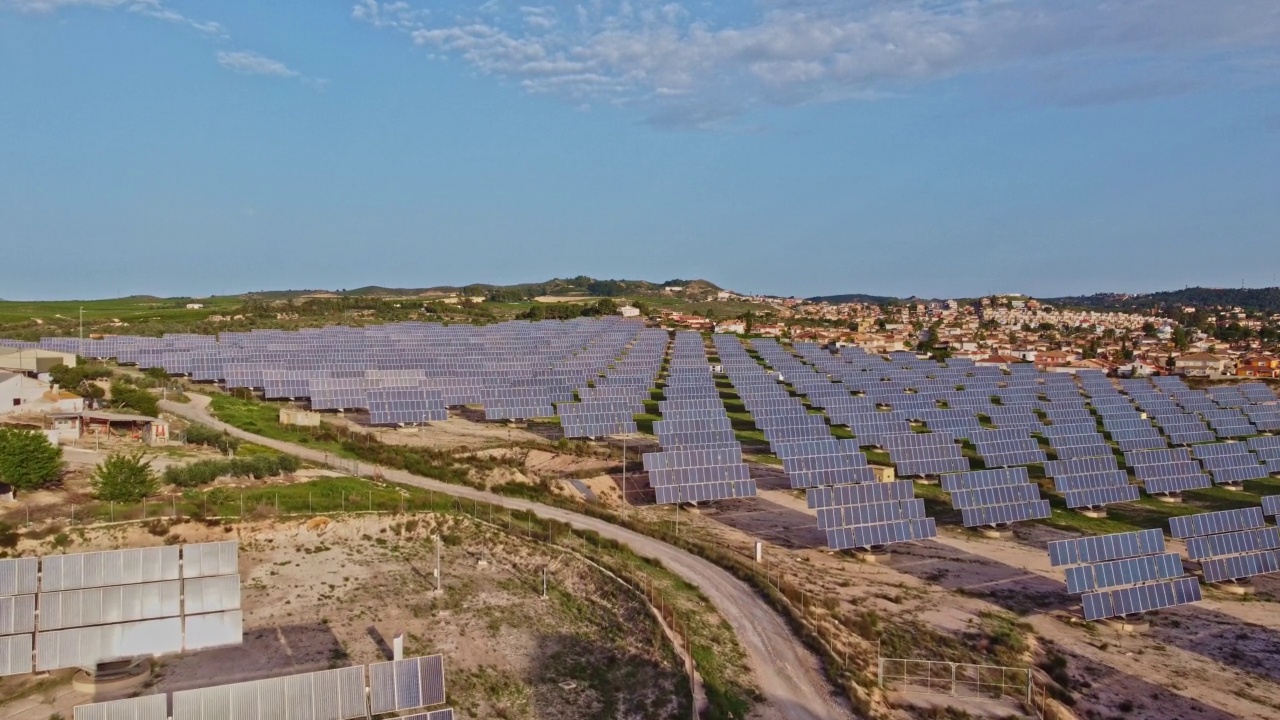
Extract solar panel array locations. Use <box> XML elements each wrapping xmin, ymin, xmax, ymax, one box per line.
<box><xmin>1169</xmin><ymin>507</ymin><xmax>1280</xmax><ymax>584</ymax></box>
<box><xmin>0</xmin><ymin>543</ymin><xmax>242</xmax><ymax>677</ymax></box>
<box><xmin>77</xmin><ymin>654</ymin><xmax>452</xmax><ymax>720</ymax></box>
<box><xmin>642</xmin><ymin>332</ymin><xmax>755</xmax><ymax>505</ymax></box>
<box><xmin>33</xmin><ymin>317</ymin><xmax>662</xmax><ymax>425</ymax></box>
<box><xmin>941</xmin><ymin>467</ymin><xmax>1051</xmax><ymax>527</ymax></box>
<box><xmin>721</xmin><ymin>337</ymin><xmax>935</xmax><ymax>551</ymax></box>
<box><xmin>1190</xmin><ymin>442</ymin><xmax>1268</xmax><ymax>486</ymax></box>
<box><xmin>559</xmin><ymin>328</ymin><xmax>666</xmax><ymax>437</ymax></box>
<box><xmin>1048</xmin><ymin>529</ymin><xmax>1202</xmax><ymax>620</ymax></box>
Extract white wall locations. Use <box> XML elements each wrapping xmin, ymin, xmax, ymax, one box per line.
<box><xmin>0</xmin><ymin>376</ymin><xmax>53</xmax><ymax>414</ymax></box>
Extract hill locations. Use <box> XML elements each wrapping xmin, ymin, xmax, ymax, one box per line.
<box><xmin>1046</xmin><ymin>287</ymin><xmax>1280</xmax><ymax>314</ymax></box>
<box><xmin>244</xmin><ymin>276</ymin><xmax>724</xmax><ymax>302</ymax></box>
<box><xmin>806</xmin><ymin>293</ymin><xmax>916</xmax><ymax>305</ymax></box>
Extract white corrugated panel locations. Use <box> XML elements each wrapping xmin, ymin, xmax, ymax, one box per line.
<box><xmin>39</xmin><ymin>580</ymin><xmax>181</xmax><ymax>630</ymax></box>
<box><xmin>0</xmin><ymin>558</ymin><xmax>38</xmax><ymax>597</ymax></box>
<box><xmin>0</xmin><ymin>633</ymin><xmax>33</xmax><ymax>676</ymax></box>
<box><xmin>183</xmin><ymin>575</ymin><xmax>241</xmax><ymax>615</ymax></box>
<box><xmin>74</xmin><ymin>694</ymin><xmax>168</xmax><ymax>720</ymax></box>
<box><xmin>182</xmin><ymin>541</ymin><xmax>239</xmax><ymax>578</ymax></box>
<box><xmin>401</xmin><ymin>710</ymin><xmax>454</xmax><ymax>720</ymax></box>
<box><xmin>0</xmin><ymin>594</ymin><xmax>36</xmax><ymax>635</ymax></box>
<box><xmin>183</xmin><ymin>610</ymin><xmax>242</xmax><ymax>651</ymax></box>
<box><xmin>35</xmin><ymin>617</ymin><xmax>183</xmax><ymax>670</ymax></box>
<box><xmin>41</xmin><ymin>547</ymin><xmax>181</xmax><ymax>591</ymax></box>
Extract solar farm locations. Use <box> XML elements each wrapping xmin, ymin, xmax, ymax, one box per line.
<box><xmin>7</xmin><ymin>320</ymin><xmax>1280</xmax><ymax>718</ymax></box>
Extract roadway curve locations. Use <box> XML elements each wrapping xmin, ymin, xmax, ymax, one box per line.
<box><xmin>162</xmin><ymin>397</ymin><xmax>853</xmax><ymax>720</ymax></box>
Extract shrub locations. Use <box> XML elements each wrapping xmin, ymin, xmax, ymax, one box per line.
<box><xmin>91</xmin><ymin>452</ymin><xmax>158</xmax><ymax>502</ymax></box>
<box><xmin>185</xmin><ymin>424</ymin><xmax>240</xmax><ymax>454</ymax></box>
<box><xmin>0</xmin><ymin>427</ymin><xmax>64</xmax><ymax>490</ymax></box>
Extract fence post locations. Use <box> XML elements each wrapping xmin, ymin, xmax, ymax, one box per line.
<box><xmin>110</xmin><ymin>502</ymin><xmax>114</xmax><ymax>523</ymax></box>
<box><xmin>950</xmin><ymin>662</ymin><xmax>957</xmax><ymax>697</ymax></box>
<box><xmin>877</xmin><ymin>657</ymin><xmax>883</xmax><ymax>688</ymax></box>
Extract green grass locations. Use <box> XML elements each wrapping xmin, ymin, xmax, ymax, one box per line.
<box><xmin>208</xmin><ymin>394</ymin><xmax>357</xmax><ymax>458</ymax></box>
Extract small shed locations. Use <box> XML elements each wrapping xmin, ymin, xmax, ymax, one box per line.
<box><xmin>79</xmin><ymin>411</ymin><xmax>170</xmax><ymax>446</ymax></box>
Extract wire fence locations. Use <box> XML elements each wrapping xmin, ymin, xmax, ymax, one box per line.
<box><xmin>0</xmin><ymin>485</ymin><xmax>704</xmax><ymax>719</ymax></box>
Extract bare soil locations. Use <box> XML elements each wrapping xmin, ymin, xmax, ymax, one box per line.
<box><xmin>0</xmin><ymin>515</ymin><xmax>689</xmax><ymax>720</ymax></box>
<box><xmin>690</xmin><ymin>482</ymin><xmax>1280</xmax><ymax>720</ymax></box>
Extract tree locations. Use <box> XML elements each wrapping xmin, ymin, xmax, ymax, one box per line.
<box><xmin>109</xmin><ymin>380</ymin><xmax>160</xmax><ymax>417</ymax></box>
<box><xmin>91</xmin><ymin>452</ymin><xmax>158</xmax><ymax>502</ymax></box>
<box><xmin>0</xmin><ymin>427</ymin><xmax>64</xmax><ymax>490</ymax></box>
<box><xmin>1172</xmin><ymin>326</ymin><xmax>1190</xmax><ymax>351</ymax></box>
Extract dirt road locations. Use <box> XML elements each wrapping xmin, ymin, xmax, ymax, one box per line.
<box><xmin>162</xmin><ymin>396</ymin><xmax>853</xmax><ymax>720</ymax></box>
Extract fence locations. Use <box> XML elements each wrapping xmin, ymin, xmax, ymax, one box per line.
<box><xmin>879</xmin><ymin>657</ymin><xmax>1052</xmax><ymax>719</ymax></box>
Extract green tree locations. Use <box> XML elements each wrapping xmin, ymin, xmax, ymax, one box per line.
<box><xmin>0</xmin><ymin>427</ymin><xmax>64</xmax><ymax>491</ymax></box>
<box><xmin>91</xmin><ymin>452</ymin><xmax>158</xmax><ymax>502</ymax></box>
<box><xmin>109</xmin><ymin>380</ymin><xmax>160</xmax><ymax>417</ymax></box>
<box><xmin>1172</xmin><ymin>326</ymin><xmax>1190</xmax><ymax>351</ymax></box>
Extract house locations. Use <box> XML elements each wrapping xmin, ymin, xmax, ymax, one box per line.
<box><xmin>975</xmin><ymin>354</ymin><xmax>1028</xmax><ymax>369</ymax></box>
<box><xmin>0</xmin><ymin>345</ymin><xmax>78</xmax><ymax>374</ymax></box>
<box><xmin>616</xmin><ymin>305</ymin><xmax>641</xmax><ymax>318</ymax></box>
<box><xmin>0</xmin><ymin>372</ymin><xmax>50</xmax><ymax>414</ymax></box>
<box><xmin>1174</xmin><ymin>352</ymin><xmax>1235</xmax><ymax>378</ymax></box>
<box><xmin>185</xmin><ymin>303</ymin><xmax>205</xmax><ymax>310</ymax></box>
<box><xmin>715</xmin><ymin>321</ymin><xmax>746</xmax><ymax>334</ymax></box>
<box><xmin>1033</xmin><ymin>350</ymin><xmax>1078</xmax><ymax>370</ymax></box>
<box><xmin>1237</xmin><ymin>354</ymin><xmax>1280</xmax><ymax>379</ymax></box>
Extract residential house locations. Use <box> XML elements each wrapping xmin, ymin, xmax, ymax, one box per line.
<box><xmin>1174</xmin><ymin>352</ymin><xmax>1235</xmax><ymax>378</ymax></box>
<box><xmin>0</xmin><ymin>372</ymin><xmax>50</xmax><ymax>413</ymax></box>
<box><xmin>1237</xmin><ymin>354</ymin><xmax>1280</xmax><ymax>379</ymax></box>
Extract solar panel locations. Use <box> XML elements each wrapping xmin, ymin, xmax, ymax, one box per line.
<box><xmin>41</xmin><ymin>546</ymin><xmax>181</xmax><ymax>592</ymax></box>
<box><xmin>1169</xmin><ymin>507</ymin><xmax>1265</xmax><ymax>538</ymax></box>
<box><xmin>1186</xmin><ymin>527</ymin><xmax>1280</xmax><ymax>561</ymax></box>
<box><xmin>1064</xmin><ymin>552</ymin><xmax>1184</xmax><ymax>594</ymax></box>
<box><xmin>1081</xmin><ymin>577</ymin><xmax>1202</xmax><ymax>621</ymax></box>
<box><xmin>960</xmin><ymin>501</ymin><xmax>1050</xmax><ymax>527</ymax></box>
<box><xmin>171</xmin><ymin>664</ymin><xmax>367</xmax><ymax>720</ymax></box>
<box><xmin>74</xmin><ymin>695</ymin><xmax>168</xmax><ymax>720</ymax></box>
<box><xmin>368</xmin><ymin>655</ymin><xmax>447</xmax><ymax>714</ymax></box>
<box><xmin>0</xmin><ymin>594</ymin><xmax>36</xmax><ymax>636</ymax></box>
<box><xmin>1048</xmin><ymin>528</ymin><xmax>1165</xmax><ymax>566</ymax></box>
<box><xmin>0</xmin><ymin>558</ymin><xmax>38</xmax><ymax>598</ymax></box>
<box><xmin>0</xmin><ymin>634</ymin><xmax>33</xmax><ymax>677</ymax></box>
<box><xmin>1063</xmin><ymin>484</ymin><xmax>1140</xmax><ymax>508</ymax></box>
<box><xmin>1264</xmin><ymin>495</ymin><xmax>1280</xmax><ymax>517</ymax></box>
<box><xmin>38</xmin><ymin>580</ymin><xmax>182</xmax><ymax>630</ymax></box>
<box><xmin>36</xmin><ymin>617</ymin><xmax>185</xmax><ymax>670</ymax></box>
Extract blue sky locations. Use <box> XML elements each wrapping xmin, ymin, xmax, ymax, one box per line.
<box><xmin>2</xmin><ymin>1</ymin><xmax>1278</xmax><ymax>301</ymax></box>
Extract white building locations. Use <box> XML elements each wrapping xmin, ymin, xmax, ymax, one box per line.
<box><xmin>0</xmin><ymin>372</ymin><xmax>51</xmax><ymax>414</ymax></box>
<box><xmin>186</xmin><ymin>303</ymin><xmax>205</xmax><ymax>310</ymax></box>
<box><xmin>617</xmin><ymin>305</ymin><xmax>641</xmax><ymax>318</ymax></box>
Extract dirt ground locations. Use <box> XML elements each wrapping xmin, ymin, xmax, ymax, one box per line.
<box><xmin>691</xmin><ymin>483</ymin><xmax>1280</xmax><ymax>720</ymax></box>
<box><xmin>0</xmin><ymin>515</ymin><xmax>689</xmax><ymax>720</ymax></box>
<box><xmin>330</xmin><ymin>413</ymin><xmax>550</xmax><ymax>451</ymax></box>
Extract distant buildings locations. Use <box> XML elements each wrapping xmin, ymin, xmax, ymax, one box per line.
<box><xmin>617</xmin><ymin>305</ymin><xmax>641</xmax><ymax>318</ymax></box>
<box><xmin>1174</xmin><ymin>352</ymin><xmax>1235</xmax><ymax>378</ymax></box>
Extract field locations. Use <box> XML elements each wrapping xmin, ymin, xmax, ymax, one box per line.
<box><xmin>0</xmin><ymin>512</ymin><xmax>693</xmax><ymax>720</ymax></box>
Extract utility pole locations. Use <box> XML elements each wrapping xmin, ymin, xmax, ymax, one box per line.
<box><xmin>78</xmin><ymin>306</ymin><xmax>83</xmax><ymax>356</ymax></box>
<box><xmin>435</xmin><ymin>536</ymin><xmax>441</xmax><ymax>592</ymax></box>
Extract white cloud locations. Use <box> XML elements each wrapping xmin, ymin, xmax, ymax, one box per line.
<box><xmin>6</xmin><ymin>0</ymin><xmax>324</xmax><ymax>88</ymax></box>
<box><xmin>216</xmin><ymin>50</ymin><xmax>300</xmax><ymax>78</ymax></box>
<box><xmin>7</xmin><ymin>0</ymin><xmax>223</xmax><ymax>35</ymax></box>
<box><xmin>354</xmin><ymin>0</ymin><xmax>1280</xmax><ymax>127</ymax></box>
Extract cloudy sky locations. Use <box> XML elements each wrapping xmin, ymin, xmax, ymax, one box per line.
<box><xmin>2</xmin><ymin>1</ymin><xmax>1278</xmax><ymax>299</ymax></box>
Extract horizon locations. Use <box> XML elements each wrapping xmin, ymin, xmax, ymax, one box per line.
<box><xmin>3</xmin><ymin>278</ymin><xmax>1280</xmax><ymax>305</ymax></box>
<box><xmin>3</xmin><ymin>2</ymin><xmax>1278</xmax><ymax>299</ymax></box>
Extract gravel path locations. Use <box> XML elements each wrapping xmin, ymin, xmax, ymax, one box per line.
<box><xmin>163</xmin><ymin>396</ymin><xmax>854</xmax><ymax>720</ymax></box>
